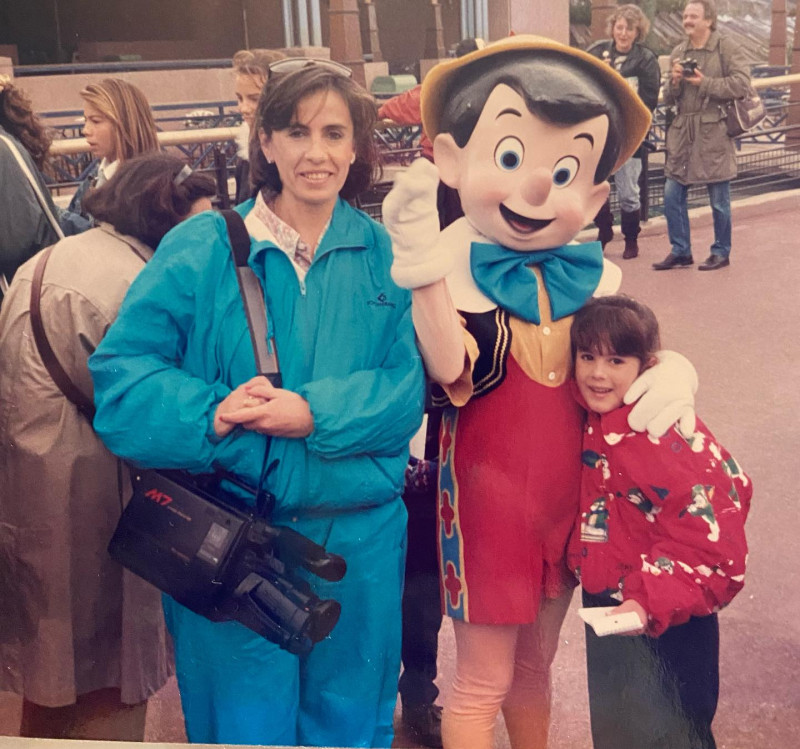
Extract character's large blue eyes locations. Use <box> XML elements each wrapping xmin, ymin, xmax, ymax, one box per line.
<box><xmin>494</xmin><ymin>137</ymin><xmax>524</xmax><ymax>171</ymax></box>
<box><xmin>552</xmin><ymin>156</ymin><xmax>579</xmax><ymax>187</ymax></box>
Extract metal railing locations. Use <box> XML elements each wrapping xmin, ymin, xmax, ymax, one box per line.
<box><xmin>41</xmin><ymin>72</ymin><xmax>800</xmax><ymax>222</ymax></box>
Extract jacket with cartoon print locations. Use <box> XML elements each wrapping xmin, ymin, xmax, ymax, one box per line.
<box><xmin>567</xmin><ymin>390</ymin><xmax>751</xmax><ymax>637</ymax></box>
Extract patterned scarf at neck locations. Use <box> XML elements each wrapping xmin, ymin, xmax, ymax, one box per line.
<box><xmin>469</xmin><ymin>241</ymin><xmax>604</xmax><ymax>324</ymax></box>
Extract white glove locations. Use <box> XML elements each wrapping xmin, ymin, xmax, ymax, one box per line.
<box><xmin>382</xmin><ymin>158</ymin><xmax>454</xmax><ymax>289</ymax></box>
<box><xmin>625</xmin><ymin>350</ymin><xmax>698</xmax><ymax>438</ymax></box>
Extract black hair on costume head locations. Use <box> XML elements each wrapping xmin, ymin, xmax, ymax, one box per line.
<box><xmin>439</xmin><ymin>50</ymin><xmax>624</xmax><ymax>184</ymax></box>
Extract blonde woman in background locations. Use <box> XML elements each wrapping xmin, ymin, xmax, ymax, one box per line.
<box><xmin>231</xmin><ymin>48</ymin><xmax>285</xmax><ymax>203</ymax></box>
<box><xmin>68</xmin><ymin>78</ymin><xmax>159</xmax><ymax>223</ymax></box>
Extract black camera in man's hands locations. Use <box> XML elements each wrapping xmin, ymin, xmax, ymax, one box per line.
<box><xmin>679</xmin><ymin>57</ymin><xmax>699</xmax><ymax>77</ymax></box>
<box><xmin>108</xmin><ymin>469</ymin><xmax>346</xmax><ymax>656</ymax></box>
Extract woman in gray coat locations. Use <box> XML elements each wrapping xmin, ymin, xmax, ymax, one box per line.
<box><xmin>0</xmin><ymin>153</ymin><xmax>215</xmax><ymax>740</ymax></box>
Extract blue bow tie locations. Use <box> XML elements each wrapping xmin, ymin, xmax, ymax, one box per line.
<box><xmin>469</xmin><ymin>241</ymin><xmax>604</xmax><ymax>324</ymax></box>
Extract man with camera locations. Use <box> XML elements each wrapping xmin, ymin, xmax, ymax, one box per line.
<box><xmin>653</xmin><ymin>0</ymin><xmax>750</xmax><ymax>271</ymax></box>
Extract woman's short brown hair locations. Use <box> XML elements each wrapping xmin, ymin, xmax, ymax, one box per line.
<box><xmin>83</xmin><ymin>153</ymin><xmax>216</xmax><ymax>249</ymax></box>
<box><xmin>232</xmin><ymin>48</ymin><xmax>286</xmax><ymax>87</ymax></box>
<box><xmin>606</xmin><ymin>4</ymin><xmax>651</xmax><ymax>42</ymax></box>
<box><xmin>571</xmin><ymin>295</ymin><xmax>661</xmax><ymax>367</ymax></box>
<box><xmin>249</xmin><ymin>64</ymin><xmax>380</xmax><ymax>201</ymax></box>
<box><xmin>79</xmin><ymin>78</ymin><xmax>159</xmax><ymax>162</ymax></box>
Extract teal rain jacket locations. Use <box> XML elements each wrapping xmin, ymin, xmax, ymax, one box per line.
<box><xmin>89</xmin><ymin>198</ymin><xmax>425</xmax><ymax>520</ymax></box>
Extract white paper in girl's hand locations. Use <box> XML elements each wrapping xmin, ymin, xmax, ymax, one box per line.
<box><xmin>578</xmin><ymin>606</ymin><xmax>643</xmax><ymax>636</ymax></box>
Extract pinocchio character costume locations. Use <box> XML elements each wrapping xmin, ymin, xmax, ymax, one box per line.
<box><xmin>383</xmin><ymin>36</ymin><xmax>697</xmax><ymax>749</ymax></box>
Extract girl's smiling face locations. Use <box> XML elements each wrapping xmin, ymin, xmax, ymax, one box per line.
<box><xmin>575</xmin><ymin>349</ymin><xmax>645</xmax><ymax>414</ymax></box>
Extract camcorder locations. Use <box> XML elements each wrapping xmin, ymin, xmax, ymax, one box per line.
<box><xmin>109</xmin><ymin>468</ymin><xmax>346</xmax><ymax>656</ymax></box>
<box><xmin>679</xmin><ymin>57</ymin><xmax>699</xmax><ymax>77</ymax></box>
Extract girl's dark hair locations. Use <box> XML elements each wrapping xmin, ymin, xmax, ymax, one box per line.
<box><xmin>83</xmin><ymin>153</ymin><xmax>216</xmax><ymax>249</ymax></box>
<box><xmin>571</xmin><ymin>295</ymin><xmax>661</xmax><ymax>365</ymax></box>
<box><xmin>249</xmin><ymin>64</ymin><xmax>380</xmax><ymax>200</ymax></box>
<box><xmin>0</xmin><ymin>83</ymin><xmax>53</xmax><ymax>170</ymax></box>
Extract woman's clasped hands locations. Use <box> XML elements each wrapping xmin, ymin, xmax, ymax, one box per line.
<box><xmin>214</xmin><ymin>375</ymin><xmax>314</xmax><ymax>438</ymax></box>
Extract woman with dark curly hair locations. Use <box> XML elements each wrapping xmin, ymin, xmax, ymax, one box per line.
<box><xmin>0</xmin><ymin>75</ymin><xmax>63</xmax><ymax>289</ymax></box>
<box><xmin>0</xmin><ymin>153</ymin><xmax>216</xmax><ymax>741</ymax></box>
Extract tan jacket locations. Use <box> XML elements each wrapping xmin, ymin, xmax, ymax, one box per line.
<box><xmin>663</xmin><ymin>31</ymin><xmax>751</xmax><ymax>185</ymax></box>
<box><xmin>0</xmin><ymin>224</ymin><xmax>172</xmax><ymax>706</ymax></box>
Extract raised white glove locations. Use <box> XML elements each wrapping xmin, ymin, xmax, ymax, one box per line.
<box><xmin>625</xmin><ymin>350</ymin><xmax>698</xmax><ymax>438</ymax></box>
<box><xmin>382</xmin><ymin>158</ymin><xmax>454</xmax><ymax>289</ymax></box>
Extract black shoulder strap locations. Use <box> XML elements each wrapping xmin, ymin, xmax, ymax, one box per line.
<box><xmin>30</xmin><ymin>245</ymin><xmax>97</xmax><ymax>421</ymax></box>
<box><xmin>220</xmin><ymin>209</ymin><xmax>282</xmax><ymax>387</ymax></box>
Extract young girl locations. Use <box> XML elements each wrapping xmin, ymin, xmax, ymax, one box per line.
<box><xmin>568</xmin><ymin>295</ymin><xmax>751</xmax><ymax>749</ymax></box>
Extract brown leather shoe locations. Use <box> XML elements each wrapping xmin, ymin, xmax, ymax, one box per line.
<box><xmin>652</xmin><ymin>253</ymin><xmax>693</xmax><ymax>270</ymax></box>
<box><xmin>698</xmin><ymin>254</ymin><xmax>730</xmax><ymax>271</ymax></box>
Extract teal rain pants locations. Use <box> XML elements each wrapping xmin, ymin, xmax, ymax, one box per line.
<box><xmin>163</xmin><ymin>500</ymin><xmax>407</xmax><ymax>747</ymax></box>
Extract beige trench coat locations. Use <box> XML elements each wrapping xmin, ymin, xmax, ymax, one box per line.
<box><xmin>0</xmin><ymin>225</ymin><xmax>172</xmax><ymax>707</ymax></box>
<box><xmin>663</xmin><ymin>31</ymin><xmax>751</xmax><ymax>185</ymax></box>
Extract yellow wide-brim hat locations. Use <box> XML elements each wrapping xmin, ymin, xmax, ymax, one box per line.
<box><xmin>420</xmin><ymin>34</ymin><xmax>652</xmax><ymax>173</ymax></box>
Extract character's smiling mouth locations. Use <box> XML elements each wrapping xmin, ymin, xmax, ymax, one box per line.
<box><xmin>500</xmin><ymin>204</ymin><xmax>553</xmax><ymax>234</ymax></box>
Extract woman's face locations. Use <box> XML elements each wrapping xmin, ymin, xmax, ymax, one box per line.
<box><xmin>82</xmin><ymin>103</ymin><xmax>116</xmax><ymax>162</ymax></box>
<box><xmin>259</xmin><ymin>89</ymin><xmax>356</xmax><ymax>213</ymax></box>
<box><xmin>612</xmin><ymin>18</ymin><xmax>636</xmax><ymax>53</ymax></box>
<box><xmin>235</xmin><ymin>73</ymin><xmax>265</xmax><ymax>130</ymax></box>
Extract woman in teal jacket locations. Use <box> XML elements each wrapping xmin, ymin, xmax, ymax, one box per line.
<box><xmin>89</xmin><ymin>62</ymin><xmax>425</xmax><ymax>747</ymax></box>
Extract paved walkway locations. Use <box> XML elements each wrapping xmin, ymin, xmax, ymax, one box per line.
<box><xmin>1</xmin><ymin>190</ymin><xmax>799</xmax><ymax>749</ymax></box>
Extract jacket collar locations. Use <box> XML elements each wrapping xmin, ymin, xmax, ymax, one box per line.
<box><xmin>97</xmin><ymin>222</ymin><xmax>154</xmax><ymax>263</ymax></box>
<box><xmin>240</xmin><ymin>197</ymin><xmax>371</xmax><ymax>266</ymax></box>
<box><xmin>687</xmin><ymin>29</ymin><xmax>720</xmax><ymax>52</ymax></box>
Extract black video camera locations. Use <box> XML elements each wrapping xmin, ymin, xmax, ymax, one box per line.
<box><xmin>108</xmin><ymin>469</ymin><xmax>346</xmax><ymax>656</ymax></box>
<box><xmin>679</xmin><ymin>57</ymin><xmax>699</xmax><ymax>77</ymax></box>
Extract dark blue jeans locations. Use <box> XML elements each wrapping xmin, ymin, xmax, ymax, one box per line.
<box><xmin>583</xmin><ymin>590</ymin><xmax>719</xmax><ymax>749</ymax></box>
<box><xmin>664</xmin><ymin>178</ymin><xmax>731</xmax><ymax>259</ymax></box>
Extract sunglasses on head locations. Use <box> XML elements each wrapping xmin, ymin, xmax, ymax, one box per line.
<box><xmin>268</xmin><ymin>57</ymin><xmax>353</xmax><ymax>80</ymax></box>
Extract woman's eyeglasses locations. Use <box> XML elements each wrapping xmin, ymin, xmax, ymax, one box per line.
<box><xmin>267</xmin><ymin>57</ymin><xmax>353</xmax><ymax>80</ymax></box>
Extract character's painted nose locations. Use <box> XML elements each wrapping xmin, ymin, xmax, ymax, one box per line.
<box><xmin>520</xmin><ymin>168</ymin><xmax>552</xmax><ymax>206</ymax></box>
